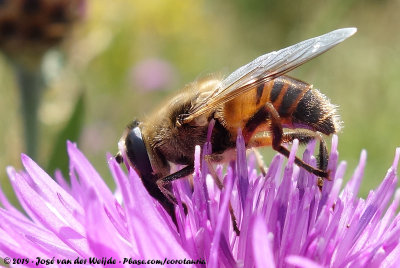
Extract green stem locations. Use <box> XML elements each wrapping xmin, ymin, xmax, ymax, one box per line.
<box><xmin>14</xmin><ymin>63</ymin><xmax>44</xmax><ymax>160</ymax></box>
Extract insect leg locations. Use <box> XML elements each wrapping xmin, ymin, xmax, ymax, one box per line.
<box><xmin>250</xmin><ymin>148</ymin><xmax>267</xmax><ymax>176</ymax></box>
<box><xmin>282</xmin><ymin>130</ymin><xmax>330</xmax><ymax>191</ymax></box>
<box><xmin>282</xmin><ymin>130</ymin><xmax>329</xmax><ymax>173</ymax></box>
<box><xmin>204</xmin><ymin>155</ymin><xmax>240</xmax><ymax>235</ymax></box>
<box><xmin>157</xmin><ymin>165</ymin><xmax>194</xmax><ymax>207</ymax></box>
<box><xmin>248</xmin><ymin>135</ymin><xmax>273</xmax><ymax>147</ymax></box>
<box><xmin>262</xmin><ymin>103</ymin><xmax>328</xmax><ymax>178</ymax></box>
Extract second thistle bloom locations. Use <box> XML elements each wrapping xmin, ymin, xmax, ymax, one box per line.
<box><xmin>0</xmin><ymin>0</ymin><xmax>85</xmax><ymax>59</ymax></box>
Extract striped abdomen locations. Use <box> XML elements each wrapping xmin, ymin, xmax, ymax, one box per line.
<box><xmin>221</xmin><ymin>75</ymin><xmax>341</xmax><ymax>136</ymax></box>
<box><xmin>264</xmin><ymin>75</ymin><xmax>341</xmax><ymax>135</ymax></box>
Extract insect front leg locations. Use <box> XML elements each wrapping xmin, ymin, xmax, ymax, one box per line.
<box><xmin>157</xmin><ymin>165</ymin><xmax>194</xmax><ymax>211</ymax></box>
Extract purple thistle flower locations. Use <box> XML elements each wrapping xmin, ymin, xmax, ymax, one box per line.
<box><xmin>130</xmin><ymin>58</ymin><xmax>178</xmax><ymax>92</ymax></box>
<box><xmin>1</xmin><ymin>135</ymin><xmax>400</xmax><ymax>267</ymax></box>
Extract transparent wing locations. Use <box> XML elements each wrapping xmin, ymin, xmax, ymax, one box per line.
<box><xmin>182</xmin><ymin>27</ymin><xmax>356</xmax><ymax>124</ymax></box>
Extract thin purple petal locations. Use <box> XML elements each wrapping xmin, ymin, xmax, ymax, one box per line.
<box><xmin>252</xmin><ymin>216</ymin><xmax>275</xmax><ymax>268</ymax></box>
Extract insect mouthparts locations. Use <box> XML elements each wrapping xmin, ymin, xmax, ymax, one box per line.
<box><xmin>115</xmin><ymin>152</ymin><xmax>123</xmax><ymax>164</ymax></box>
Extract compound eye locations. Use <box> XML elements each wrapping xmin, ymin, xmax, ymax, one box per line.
<box><xmin>124</xmin><ymin>126</ymin><xmax>153</xmax><ymax>177</ymax></box>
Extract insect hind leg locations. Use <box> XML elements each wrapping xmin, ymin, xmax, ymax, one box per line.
<box><xmin>282</xmin><ymin>130</ymin><xmax>329</xmax><ymax>173</ymax></box>
<box><xmin>282</xmin><ymin>130</ymin><xmax>330</xmax><ymax>190</ymax></box>
<box><xmin>248</xmin><ymin>103</ymin><xmax>329</xmax><ymax>178</ymax></box>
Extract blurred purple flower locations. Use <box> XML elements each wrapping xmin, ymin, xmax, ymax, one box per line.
<box><xmin>80</xmin><ymin>122</ymin><xmax>115</xmax><ymax>154</ymax></box>
<box><xmin>130</xmin><ymin>58</ymin><xmax>177</xmax><ymax>92</ymax></box>
<box><xmin>1</xmin><ymin>134</ymin><xmax>400</xmax><ymax>267</ymax></box>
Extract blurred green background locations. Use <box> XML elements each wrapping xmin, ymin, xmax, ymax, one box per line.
<box><xmin>0</xmin><ymin>0</ymin><xmax>399</xmax><ymax>203</ymax></box>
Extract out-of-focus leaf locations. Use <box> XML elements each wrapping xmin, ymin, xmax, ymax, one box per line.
<box><xmin>47</xmin><ymin>92</ymin><xmax>85</xmax><ymax>177</ymax></box>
